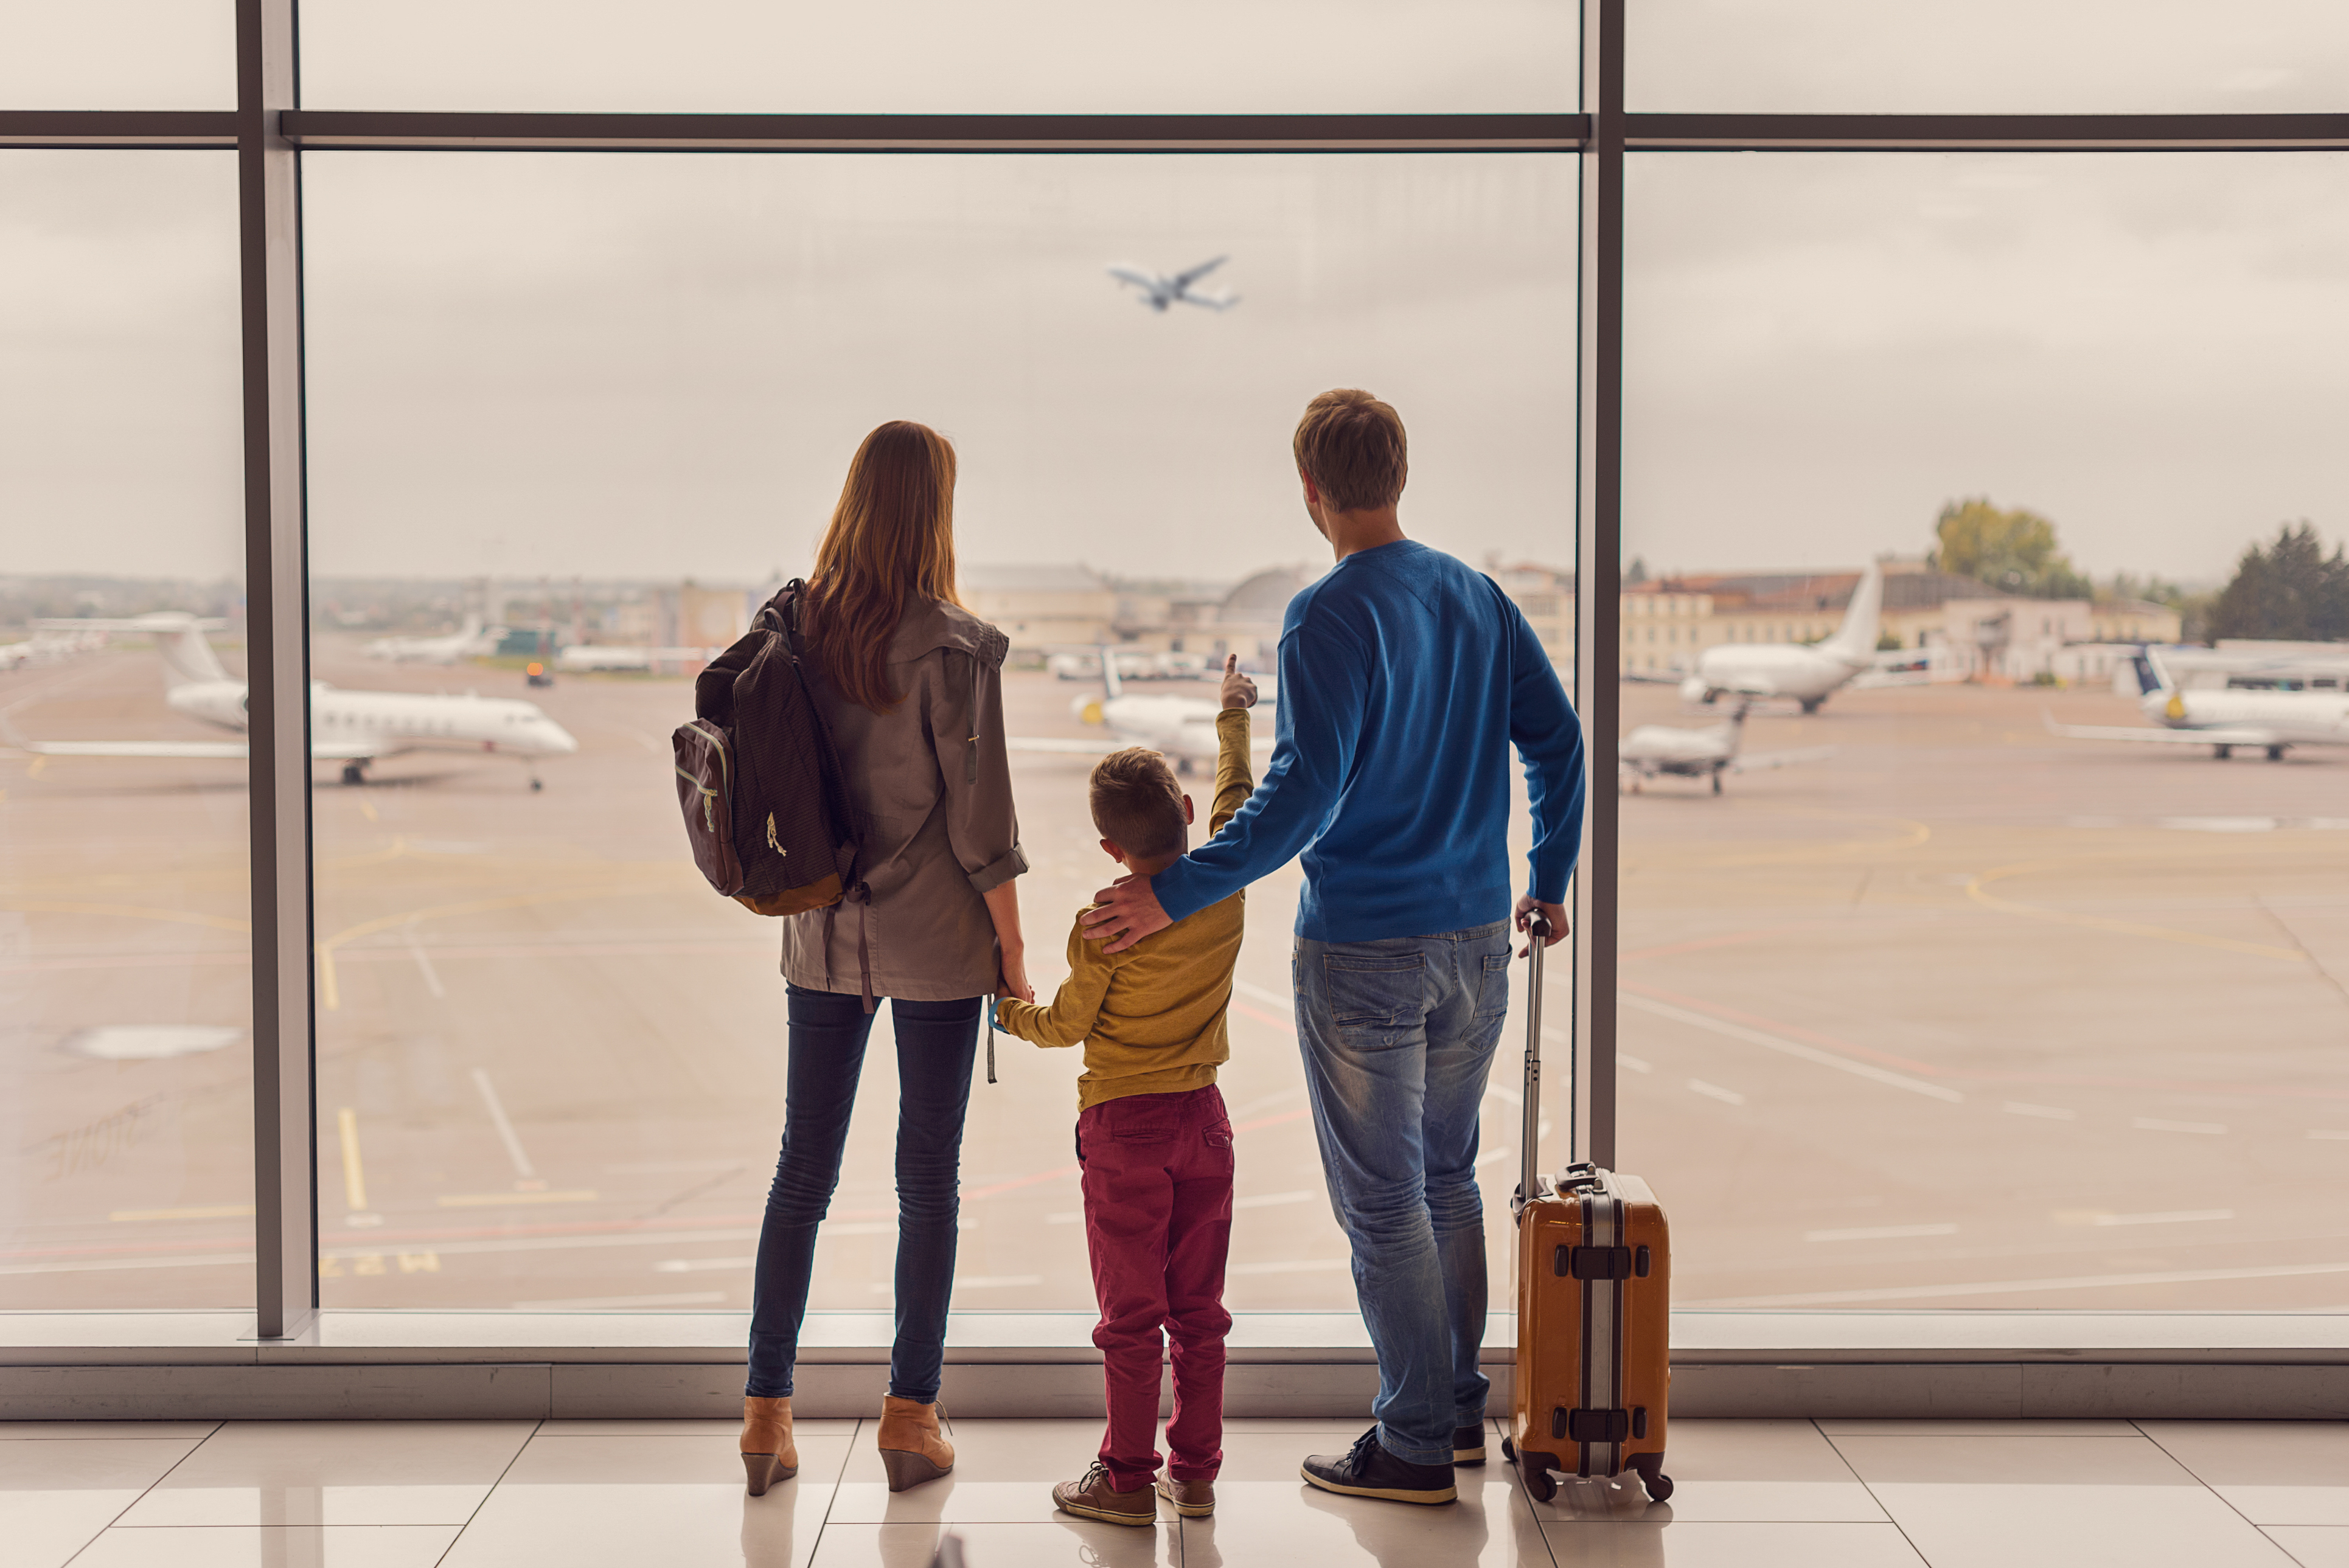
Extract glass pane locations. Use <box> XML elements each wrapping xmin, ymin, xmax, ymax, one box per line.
<box><xmin>0</xmin><ymin>150</ymin><xmax>249</xmax><ymax>1308</ymax></box>
<box><xmin>1620</xmin><ymin>151</ymin><xmax>2349</xmax><ymax>1309</ymax></box>
<box><xmin>1631</xmin><ymin>0</ymin><xmax>2349</xmax><ymax>112</ymax></box>
<box><xmin>298</xmin><ymin>0</ymin><xmax>1573</xmax><ymax>113</ymax></box>
<box><xmin>0</xmin><ymin>2</ymin><xmax>235</xmax><ymax>111</ymax></box>
<box><xmin>301</xmin><ymin>150</ymin><xmax>1573</xmax><ymax>1311</ymax></box>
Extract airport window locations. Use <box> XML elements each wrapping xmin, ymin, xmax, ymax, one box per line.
<box><xmin>9</xmin><ymin>2</ymin><xmax>2345</xmax><ymax>1351</ymax></box>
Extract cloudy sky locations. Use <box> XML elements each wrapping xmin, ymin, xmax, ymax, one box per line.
<box><xmin>5</xmin><ymin>2</ymin><xmax>2347</xmax><ymax>589</ymax></box>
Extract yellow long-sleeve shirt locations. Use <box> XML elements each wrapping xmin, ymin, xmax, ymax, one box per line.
<box><xmin>994</xmin><ymin>708</ymin><xmax>1254</xmax><ymax>1111</ymax></box>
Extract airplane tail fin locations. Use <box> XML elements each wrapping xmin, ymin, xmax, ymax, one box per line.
<box><xmin>2133</xmin><ymin>646</ymin><xmax>2176</xmax><ymax>697</ymax></box>
<box><xmin>159</xmin><ymin>620</ymin><xmax>230</xmax><ymax>691</ymax></box>
<box><xmin>1818</xmin><ymin>558</ymin><xmax>1884</xmax><ymax>662</ymax></box>
<box><xmin>1096</xmin><ymin>644</ymin><xmax>1124</xmax><ymax>701</ymax></box>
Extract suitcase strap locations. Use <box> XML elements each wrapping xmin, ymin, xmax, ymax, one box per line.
<box><xmin>1570</xmin><ymin>1184</ymin><xmax>1628</xmax><ymax>1477</ymax></box>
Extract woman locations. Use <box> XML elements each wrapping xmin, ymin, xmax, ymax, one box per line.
<box><xmin>739</xmin><ymin>420</ymin><xmax>1034</xmax><ymax>1497</ymax></box>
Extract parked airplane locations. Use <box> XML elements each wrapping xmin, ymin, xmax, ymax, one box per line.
<box><xmin>2</xmin><ymin>616</ymin><xmax>577</xmax><ymax>788</ymax></box>
<box><xmin>1620</xmin><ymin>701</ymin><xmax>1836</xmax><ymax>794</ymax></box>
<box><xmin>1674</xmin><ymin>558</ymin><xmax>1888</xmax><ymax>713</ymax></box>
<box><xmin>1108</xmin><ymin>255</ymin><xmax>1239</xmax><ymax>313</ymax></box>
<box><xmin>554</xmin><ymin>644</ymin><xmax>716</xmax><ymax>673</ymax></box>
<box><xmin>2045</xmin><ymin>648</ymin><xmax>2349</xmax><ymax>761</ymax></box>
<box><xmin>2</xmin><ymin>623</ymin><xmax>110</xmax><ymax>670</ymax></box>
<box><xmin>362</xmin><ymin>613</ymin><xmax>504</xmax><ymax>664</ymax></box>
<box><xmin>1008</xmin><ymin>649</ymin><xmax>1273</xmax><ymax>772</ymax></box>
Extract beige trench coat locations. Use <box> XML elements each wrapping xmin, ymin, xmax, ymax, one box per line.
<box><xmin>781</xmin><ymin>597</ymin><xmax>1027</xmax><ymax>1002</ymax></box>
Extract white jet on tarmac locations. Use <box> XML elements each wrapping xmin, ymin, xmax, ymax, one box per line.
<box><xmin>3</xmin><ymin>617</ymin><xmax>579</xmax><ymax>789</ymax></box>
<box><xmin>2045</xmin><ymin>648</ymin><xmax>2349</xmax><ymax>762</ymax></box>
<box><xmin>1675</xmin><ymin>558</ymin><xmax>1889</xmax><ymax>713</ymax></box>
<box><xmin>1008</xmin><ymin>648</ymin><xmax>1273</xmax><ymax>773</ymax></box>
<box><xmin>1620</xmin><ymin>701</ymin><xmax>1836</xmax><ymax>795</ymax></box>
<box><xmin>1108</xmin><ymin>255</ymin><xmax>1240</xmax><ymax>313</ymax></box>
<box><xmin>361</xmin><ymin>613</ymin><xmax>505</xmax><ymax>664</ymax></box>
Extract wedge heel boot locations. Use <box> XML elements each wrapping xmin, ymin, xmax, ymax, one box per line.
<box><xmin>876</xmin><ymin>1393</ymin><xmax>955</xmax><ymax>1492</ymax></box>
<box><xmin>740</xmin><ymin>1396</ymin><xmax>799</xmax><ymax>1496</ymax></box>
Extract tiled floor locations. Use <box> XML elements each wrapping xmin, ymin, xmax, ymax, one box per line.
<box><xmin>4</xmin><ymin>1414</ymin><xmax>2342</xmax><ymax>1566</ymax></box>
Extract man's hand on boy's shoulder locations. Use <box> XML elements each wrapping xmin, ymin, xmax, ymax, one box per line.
<box><xmin>1219</xmin><ymin>653</ymin><xmax>1257</xmax><ymax>712</ymax></box>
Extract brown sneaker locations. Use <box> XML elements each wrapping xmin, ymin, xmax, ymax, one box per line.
<box><xmin>1156</xmin><ymin>1474</ymin><xmax>1215</xmax><ymax>1517</ymax></box>
<box><xmin>1053</xmin><ymin>1460</ymin><xmax>1158</xmax><ymax>1527</ymax></box>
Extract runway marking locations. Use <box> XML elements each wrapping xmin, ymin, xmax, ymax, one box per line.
<box><xmin>2093</xmin><ymin>1209</ymin><xmax>2234</xmax><ymax>1227</ymax></box>
<box><xmin>515</xmin><ymin>1291</ymin><xmax>726</xmax><ymax>1310</ymax></box>
<box><xmin>1804</xmin><ymin>1224</ymin><xmax>1959</xmax><ymax>1243</ymax></box>
<box><xmin>336</xmin><ymin>1107</ymin><xmax>369</xmax><ymax>1211</ymax></box>
<box><xmin>437</xmin><ymin>1190</ymin><xmax>598</xmax><ymax>1207</ymax></box>
<box><xmin>26</xmin><ymin>756</ymin><xmax>44</xmax><ymax>778</ymax></box>
<box><xmin>868</xmin><ymin>1274</ymin><xmax>1041</xmax><ymax>1292</ymax></box>
<box><xmin>1233</xmin><ymin>980</ymin><xmax>1291</xmax><ymax>1010</ymax></box>
<box><xmin>315</xmin><ymin>880</ymin><xmax>666</xmax><ymax>1009</ymax></box>
<box><xmin>403</xmin><ymin>922</ymin><xmax>446</xmax><ymax>998</ymax></box>
<box><xmin>1623</xmin><ymin>991</ymin><xmax>1964</xmax><ymax>1103</ymax></box>
<box><xmin>1045</xmin><ymin>1212</ymin><xmax>1082</xmax><ymax>1224</ymax></box>
<box><xmin>1229</xmin><ymin>1258</ymin><xmax>1349</xmax><ymax>1275</ymax></box>
<box><xmin>2312</xmin><ymin>1129</ymin><xmax>2349</xmax><ymax>1140</ymax></box>
<box><xmin>0</xmin><ymin>900</ymin><xmax>248</xmax><ymax>934</ymax></box>
<box><xmin>2003</xmin><ymin>1102</ymin><xmax>2077</xmax><ymax>1120</ymax></box>
<box><xmin>109</xmin><ymin>1205</ymin><xmax>254</xmax><ymax>1223</ymax></box>
<box><xmin>1688</xmin><ymin>1079</ymin><xmax>1747</xmax><ymax>1106</ymax></box>
<box><xmin>358</xmin><ymin>798</ymin><xmax>378</xmax><ymax>822</ymax></box>
<box><xmin>1965</xmin><ymin>860</ymin><xmax>2308</xmax><ymax>962</ymax></box>
<box><xmin>0</xmin><ymin>1249</ymin><xmax>254</xmax><ymax>1277</ymax></box>
<box><xmin>1233</xmin><ymin>1190</ymin><xmax>1316</xmax><ymax>1210</ymax></box>
<box><xmin>2133</xmin><ymin>1117</ymin><xmax>2228</xmax><ymax>1135</ymax></box>
<box><xmin>470</xmin><ymin>1067</ymin><xmax>540</xmax><ymax>1179</ymax></box>
<box><xmin>1686</xmin><ymin>1258</ymin><xmax>2349</xmax><ymax>1308</ymax></box>
<box><xmin>654</xmin><ymin>1257</ymin><xmax>753</xmax><ymax>1274</ymax></box>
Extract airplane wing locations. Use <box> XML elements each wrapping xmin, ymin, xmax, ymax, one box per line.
<box><xmin>1180</xmin><ymin>293</ymin><xmax>1239</xmax><ymax>311</ymax></box>
<box><xmin>1731</xmin><ymin>746</ymin><xmax>1838</xmax><ymax>774</ymax></box>
<box><xmin>1173</xmin><ymin>255</ymin><xmax>1227</xmax><ymax>287</ymax></box>
<box><xmin>2041</xmin><ymin>715</ymin><xmax>2283</xmax><ymax>748</ymax></box>
<box><xmin>1106</xmin><ymin>266</ymin><xmax>1156</xmax><ymax>289</ymax></box>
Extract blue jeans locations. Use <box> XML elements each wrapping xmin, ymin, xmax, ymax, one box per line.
<box><xmin>1293</xmin><ymin>921</ymin><xmax>1512</xmax><ymax>1466</ymax></box>
<box><xmin>745</xmin><ymin>985</ymin><xmax>981</xmax><ymax>1402</ymax></box>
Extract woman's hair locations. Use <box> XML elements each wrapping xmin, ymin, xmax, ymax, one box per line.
<box><xmin>804</xmin><ymin>420</ymin><xmax>961</xmax><ymax>713</ymax></box>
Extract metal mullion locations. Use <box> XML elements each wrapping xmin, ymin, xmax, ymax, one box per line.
<box><xmin>276</xmin><ymin>109</ymin><xmax>1588</xmax><ymax>153</ymax></box>
<box><xmin>1627</xmin><ymin>111</ymin><xmax>2349</xmax><ymax>152</ymax></box>
<box><xmin>238</xmin><ymin>0</ymin><xmax>318</xmax><ymax>1342</ymax></box>
<box><xmin>1572</xmin><ymin>0</ymin><xmax>1624</xmax><ymax>1173</ymax></box>
<box><xmin>0</xmin><ymin>111</ymin><xmax>239</xmax><ymax>149</ymax></box>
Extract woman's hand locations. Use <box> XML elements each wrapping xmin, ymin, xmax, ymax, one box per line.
<box><xmin>997</xmin><ymin>944</ymin><xmax>1035</xmax><ymax>1004</ymax></box>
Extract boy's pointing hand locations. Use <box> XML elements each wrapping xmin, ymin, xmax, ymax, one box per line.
<box><xmin>1219</xmin><ymin>653</ymin><xmax>1257</xmax><ymax>712</ymax></box>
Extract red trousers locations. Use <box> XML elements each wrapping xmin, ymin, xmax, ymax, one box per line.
<box><xmin>1077</xmin><ymin>1084</ymin><xmax>1234</xmax><ymax>1488</ymax></box>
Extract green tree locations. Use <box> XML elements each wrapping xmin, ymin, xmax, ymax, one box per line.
<box><xmin>2210</xmin><ymin>522</ymin><xmax>2349</xmax><ymax>642</ymax></box>
<box><xmin>1930</xmin><ymin>498</ymin><xmax>2093</xmax><ymax>599</ymax></box>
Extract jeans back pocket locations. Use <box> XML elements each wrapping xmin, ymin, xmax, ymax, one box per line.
<box><xmin>1475</xmin><ymin>951</ymin><xmax>1511</xmax><ymax>1019</ymax></box>
<box><xmin>1323</xmin><ymin>952</ymin><xmax>1425</xmax><ymax>1032</ymax></box>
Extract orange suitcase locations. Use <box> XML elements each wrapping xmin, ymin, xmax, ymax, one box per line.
<box><xmin>1502</xmin><ymin>919</ymin><xmax>1672</xmax><ymax>1504</ymax></box>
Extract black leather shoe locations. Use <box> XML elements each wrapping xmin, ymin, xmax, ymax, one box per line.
<box><xmin>1453</xmin><ymin>1425</ymin><xmax>1488</xmax><ymax>1465</ymax></box>
<box><xmin>1301</xmin><ymin>1427</ymin><xmax>1458</xmax><ymax>1505</ymax></box>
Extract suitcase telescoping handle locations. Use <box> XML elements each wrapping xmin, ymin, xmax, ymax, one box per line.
<box><xmin>1517</xmin><ymin>911</ymin><xmax>1555</xmax><ymax>1216</ymax></box>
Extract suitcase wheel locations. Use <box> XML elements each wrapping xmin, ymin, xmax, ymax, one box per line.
<box><xmin>1628</xmin><ymin>1451</ymin><xmax>1673</xmax><ymax>1504</ymax></box>
<box><xmin>1499</xmin><ymin>1434</ymin><xmax>1516</xmax><ymax>1463</ymax></box>
<box><xmin>1646</xmin><ymin>1471</ymin><xmax>1674</xmax><ymax>1502</ymax></box>
<box><xmin>1519</xmin><ymin>1451</ymin><xmax>1557</xmax><ymax>1503</ymax></box>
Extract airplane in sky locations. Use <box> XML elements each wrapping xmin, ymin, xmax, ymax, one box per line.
<box><xmin>3</xmin><ymin>616</ymin><xmax>578</xmax><ymax>788</ymax></box>
<box><xmin>1619</xmin><ymin>701</ymin><xmax>1836</xmax><ymax>794</ymax></box>
<box><xmin>1108</xmin><ymin>255</ymin><xmax>1240</xmax><ymax>313</ymax></box>
<box><xmin>1007</xmin><ymin>648</ymin><xmax>1273</xmax><ymax>772</ymax></box>
<box><xmin>1672</xmin><ymin>558</ymin><xmax>1890</xmax><ymax>713</ymax></box>
<box><xmin>2045</xmin><ymin>648</ymin><xmax>2349</xmax><ymax>761</ymax></box>
<box><xmin>362</xmin><ymin>613</ymin><xmax>504</xmax><ymax>664</ymax></box>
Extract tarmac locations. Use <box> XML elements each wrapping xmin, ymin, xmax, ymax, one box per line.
<box><xmin>2</xmin><ymin>643</ymin><xmax>2344</xmax><ymax>1316</ymax></box>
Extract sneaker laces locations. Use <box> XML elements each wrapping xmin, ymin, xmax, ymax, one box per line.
<box><xmin>1078</xmin><ymin>1458</ymin><xmax>1118</xmax><ymax>1493</ymax></box>
<box><xmin>1345</xmin><ymin>1426</ymin><xmax>1385</xmax><ymax>1473</ymax></box>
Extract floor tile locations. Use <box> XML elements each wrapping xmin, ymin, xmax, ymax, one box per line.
<box><xmin>1181</xmin><ymin>1479</ymin><xmax>1554</xmax><ymax>1567</ymax></box>
<box><xmin>1534</xmin><ymin>1521</ymin><xmax>1928</xmax><ymax>1567</ymax></box>
<box><xmin>540</xmin><ymin>1418</ymin><xmax>860</xmax><ymax>1438</ymax></box>
<box><xmin>69</xmin><ymin>1524</ymin><xmax>463</xmax><ymax>1567</ymax></box>
<box><xmin>0</xmin><ymin>1438</ymin><xmax>210</xmax><ymax>1568</ymax></box>
<box><xmin>0</xmin><ymin>1423</ymin><xmax>220</xmax><ymax>1441</ymax></box>
<box><xmin>2265</xmin><ymin>1526</ymin><xmax>2349</xmax><ymax>1567</ymax></box>
<box><xmin>808</xmin><ymin>1521</ymin><xmax>1177</xmax><ymax>1567</ymax></box>
<box><xmin>1529</xmin><ymin>1421</ymin><xmax>1882</xmax><ymax>1524</ymax></box>
<box><xmin>2138</xmin><ymin>1423</ymin><xmax>2349</xmax><ymax>1525</ymax></box>
<box><xmin>441</xmin><ymin>1446</ymin><xmax>844</xmax><ymax>1568</ymax></box>
<box><xmin>1815</xmin><ymin>1420</ymin><xmax>2137</xmax><ymax>1437</ymax></box>
<box><xmin>116</xmin><ymin>1420</ymin><xmax>534</xmax><ymax>1527</ymax></box>
<box><xmin>828</xmin><ymin>1418</ymin><xmax>1123</xmax><ymax>1521</ymax></box>
<box><xmin>1829</xmin><ymin>1434</ymin><xmax>2298</xmax><ymax>1568</ymax></box>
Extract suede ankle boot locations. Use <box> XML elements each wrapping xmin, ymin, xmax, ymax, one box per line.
<box><xmin>740</xmin><ymin>1395</ymin><xmax>799</xmax><ymax>1496</ymax></box>
<box><xmin>875</xmin><ymin>1393</ymin><xmax>955</xmax><ymax>1492</ymax></box>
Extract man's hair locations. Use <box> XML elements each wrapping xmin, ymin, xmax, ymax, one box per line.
<box><xmin>1089</xmin><ymin>746</ymin><xmax>1186</xmax><ymax>858</ymax></box>
<box><xmin>1293</xmin><ymin>388</ymin><xmax>1408</xmax><ymax>513</ymax></box>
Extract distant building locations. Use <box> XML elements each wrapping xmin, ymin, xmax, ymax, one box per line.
<box><xmin>1213</xmin><ymin>564</ymin><xmax>1320</xmax><ymax>668</ymax></box>
<box><xmin>1109</xmin><ymin>577</ymin><xmax>1233</xmax><ymax>654</ymax></box>
<box><xmin>2089</xmin><ymin>597</ymin><xmax>2184</xmax><ymax>644</ymax></box>
<box><xmin>1489</xmin><ymin>560</ymin><xmax>1575</xmax><ymax>665</ymax></box>
<box><xmin>961</xmin><ymin>563</ymin><xmax>1117</xmax><ymax>654</ymax></box>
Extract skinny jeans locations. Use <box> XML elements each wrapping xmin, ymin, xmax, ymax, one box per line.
<box><xmin>745</xmin><ymin>984</ymin><xmax>981</xmax><ymax>1402</ymax></box>
<box><xmin>1292</xmin><ymin>921</ymin><xmax>1512</xmax><ymax>1467</ymax></box>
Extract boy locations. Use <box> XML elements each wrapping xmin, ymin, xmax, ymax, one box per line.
<box><xmin>992</xmin><ymin>654</ymin><xmax>1258</xmax><ymax>1527</ymax></box>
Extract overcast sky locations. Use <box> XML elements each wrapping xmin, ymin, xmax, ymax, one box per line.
<box><xmin>5</xmin><ymin>4</ymin><xmax>2348</xmax><ymax>589</ymax></box>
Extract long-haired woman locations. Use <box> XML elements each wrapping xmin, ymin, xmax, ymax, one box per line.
<box><xmin>738</xmin><ymin>420</ymin><xmax>1034</xmax><ymax>1496</ymax></box>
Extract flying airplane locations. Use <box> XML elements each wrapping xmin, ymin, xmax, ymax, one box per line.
<box><xmin>2044</xmin><ymin>648</ymin><xmax>2349</xmax><ymax>761</ymax></box>
<box><xmin>1108</xmin><ymin>255</ymin><xmax>1240</xmax><ymax>313</ymax></box>
<box><xmin>1619</xmin><ymin>701</ymin><xmax>1836</xmax><ymax>794</ymax></box>
<box><xmin>362</xmin><ymin>613</ymin><xmax>505</xmax><ymax>665</ymax></box>
<box><xmin>1672</xmin><ymin>558</ymin><xmax>1889</xmax><ymax>713</ymax></box>
<box><xmin>1007</xmin><ymin>648</ymin><xmax>1273</xmax><ymax>772</ymax></box>
<box><xmin>2</xmin><ymin>616</ymin><xmax>578</xmax><ymax>789</ymax></box>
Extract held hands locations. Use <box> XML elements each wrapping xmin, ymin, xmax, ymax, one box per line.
<box><xmin>998</xmin><ymin>945</ymin><xmax>1035</xmax><ymax>1004</ymax></box>
<box><xmin>1220</xmin><ymin>653</ymin><xmax>1258</xmax><ymax>712</ymax></box>
<box><xmin>1514</xmin><ymin>893</ymin><xmax>1568</xmax><ymax>958</ymax></box>
<box><xmin>1079</xmin><ymin>872</ymin><xmax>1173</xmax><ymax>954</ymax></box>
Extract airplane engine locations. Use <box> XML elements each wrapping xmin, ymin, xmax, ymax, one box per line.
<box><xmin>1072</xmin><ymin>697</ymin><xmax>1105</xmax><ymax>726</ymax></box>
<box><xmin>1679</xmin><ymin>676</ymin><xmax>1712</xmax><ymax>705</ymax></box>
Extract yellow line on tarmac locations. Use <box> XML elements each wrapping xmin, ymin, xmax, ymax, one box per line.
<box><xmin>437</xmin><ymin>1190</ymin><xmax>599</xmax><ymax>1207</ymax></box>
<box><xmin>27</xmin><ymin>756</ymin><xmax>46</xmax><ymax>778</ymax></box>
<box><xmin>0</xmin><ymin>900</ymin><xmax>249</xmax><ymax>934</ymax></box>
<box><xmin>111</xmin><ymin>1204</ymin><xmax>257</xmax><ymax>1222</ymax></box>
<box><xmin>314</xmin><ymin>883</ymin><xmax>656</xmax><ymax>1011</ymax></box>
<box><xmin>1965</xmin><ymin>862</ymin><xmax>2306</xmax><ymax>962</ymax></box>
<box><xmin>338</xmin><ymin>1107</ymin><xmax>369</xmax><ymax>1210</ymax></box>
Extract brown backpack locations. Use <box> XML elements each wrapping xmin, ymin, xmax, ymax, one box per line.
<box><xmin>673</xmin><ymin>583</ymin><xmax>861</xmax><ymax>917</ymax></box>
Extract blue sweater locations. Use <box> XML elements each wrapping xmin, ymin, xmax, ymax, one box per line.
<box><xmin>1153</xmin><ymin>539</ymin><xmax>1587</xmax><ymax>943</ymax></box>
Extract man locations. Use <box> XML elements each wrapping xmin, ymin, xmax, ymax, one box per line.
<box><xmin>1082</xmin><ymin>388</ymin><xmax>1587</xmax><ymax>1506</ymax></box>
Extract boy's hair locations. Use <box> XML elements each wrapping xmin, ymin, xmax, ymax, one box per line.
<box><xmin>1089</xmin><ymin>746</ymin><xmax>1186</xmax><ymax>858</ymax></box>
<box><xmin>1293</xmin><ymin>388</ymin><xmax>1407</xmax><ymax>513</ymax></box>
